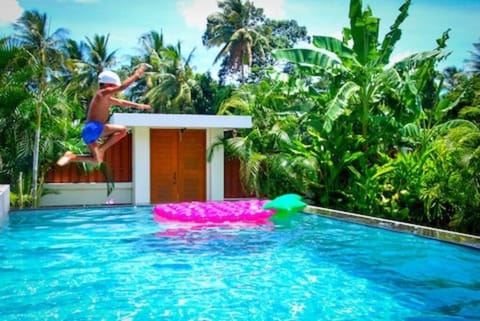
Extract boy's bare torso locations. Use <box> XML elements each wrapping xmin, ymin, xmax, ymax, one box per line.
<box><xmin>87</xmin><ymin>91</ymin><xmax>114</xmax><ymax>124</ymax></box>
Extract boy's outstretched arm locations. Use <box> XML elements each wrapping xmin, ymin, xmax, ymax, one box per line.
<box><xmin>103</xmin><ymin>64</ymin><xmax>147</xmax><ymax>95</ymax></box>
<box><xmin>109</xmin><ymin>97</ymin><xmax>151</xmax><ymax>110</ymax></box>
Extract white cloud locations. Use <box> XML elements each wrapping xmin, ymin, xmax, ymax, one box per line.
<box><xmin>252</xmin><ymin>0</ymin><xmax>286</xmax><ymax>19</ymax></box>
<box><xmin>177</xmin><ymin>0</ymin><xmax>287</xmax><ymax>30</ymax></box>
<box><xmin>0</xmin><ymin>0</ymin><xmax>24</xmax><ymax>26</ymax></box>
<box><xmin>177</xmin><ymin>0</ymin><xmax>218</xmax><ymax>29</ymax></box>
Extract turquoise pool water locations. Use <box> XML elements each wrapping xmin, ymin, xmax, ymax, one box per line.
<box><xmin>1</xmin><ymin>206</ymin><xmax>479</xmax><ymax>320</ymax></box>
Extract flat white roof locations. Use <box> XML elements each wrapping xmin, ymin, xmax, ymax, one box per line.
<box><xmin>110</xmin><ymin>113</ymin><xmax>252</xmax><ymax>129</ymax></box>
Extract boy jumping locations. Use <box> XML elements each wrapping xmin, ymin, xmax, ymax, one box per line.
<box><xmin>57</xmin><ymin>64</ymin><xmax>151</xmax><ymax>166</ymax></box>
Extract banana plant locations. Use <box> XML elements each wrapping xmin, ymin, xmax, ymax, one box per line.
<box><xmin>270</xmin><ymin>0</ymin><xmax>415</xmax><ymax>207</ymax></box>
<box><xmin>273</xmin><ymin>0</ymin><xmax>419</xmax><ymax>141</ymax></box>
<box><xmin>272</xmin><ymin>0</ymin><xmax>459</xmax><ymax>212</ymax></box>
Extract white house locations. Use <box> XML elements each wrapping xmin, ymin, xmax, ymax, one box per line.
<box><xmin>40</xmin><ymin>113</ymin><xmax>252</xmax><ymax>207</ymax></box>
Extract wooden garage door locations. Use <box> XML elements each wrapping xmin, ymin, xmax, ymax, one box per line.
<box><xmin>150</xmin><ymin>129</ymin><xmax>206</xmax><ymax>203</ymax></box>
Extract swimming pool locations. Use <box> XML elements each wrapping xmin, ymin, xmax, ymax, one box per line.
<box><xmin>1</xmin><ymin>206</ymin><xmax>479</xmax><ymax>320</ymax></box>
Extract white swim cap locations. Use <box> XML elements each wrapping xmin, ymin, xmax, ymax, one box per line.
<box><xmin>98</xmin><ymin>70</ymin><xmax>121</xmax><ymax>86</ymax></box>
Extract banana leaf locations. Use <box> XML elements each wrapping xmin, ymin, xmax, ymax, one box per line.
<box><xmin>312</xmin><ymin>36</ymin><xmax>355</xmax><ymax>61</ymax></box>
<box><xmin>378</xmin><ymin>0</ymin><xmax>411</xmax><ymax>65</ymax></box>
<box><xmin>323</xmin><ymin>81</ymin><xmax>360</xmax><ymax>133</ymax></box>
<box><xmin>273</xmin><ymin>48</ymin><xmax>342</xmax><ymax>71</ymax></box>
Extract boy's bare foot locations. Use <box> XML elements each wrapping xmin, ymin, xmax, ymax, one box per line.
<box><xmin>57</xmin><ymin>151</ymin><xmax>75</xmax><ymax>166</ymax></box>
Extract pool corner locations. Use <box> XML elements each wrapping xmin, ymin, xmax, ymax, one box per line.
<box><xmin>0</xmin><ymin>185</ymin><xmax>10</xmax><ymax>223</ymax></box>
<box><xmin>304</xmin><ymin>205</ymin><xmax>480</xmax><ymax>250</ymax></box>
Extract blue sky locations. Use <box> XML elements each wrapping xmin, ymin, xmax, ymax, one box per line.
<box><xmin>1</xmin><ymin>0</ymin><xmax>479</xmax><ymax>75</ymax></box>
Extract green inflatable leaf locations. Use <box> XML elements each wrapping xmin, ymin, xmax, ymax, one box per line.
<box><xmin>263</xmin><ymin>193</ymin><xmax>306</xmax><ymax>215</ymax></box>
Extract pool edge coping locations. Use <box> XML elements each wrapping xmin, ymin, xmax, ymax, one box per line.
<box><xmin>7</xmin><ymin>201</ymin><xmax>480</xmax><ymax>250</ymax></box>
<box><xmin>304</xmin><ymin>205</ymin><xmax>480</xmax><ymax>250</ymax></box>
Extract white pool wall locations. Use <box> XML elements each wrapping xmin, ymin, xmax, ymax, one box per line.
<box><xmin>0</xmin><ymin>185</ymin><xmax>10</xmax><ymax>223</ymax></box>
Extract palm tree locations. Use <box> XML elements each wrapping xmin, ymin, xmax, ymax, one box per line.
<box><xmin>465</xmin><ymin>38</ymin><xmax>480</xmax><ymax>73</ymax></box>
<box><xmin>0</xmin><ymin>35</ymin><xmax>79</xmax><ymax>208</ymax></box>
<box><xmin>145</xmin><ymin>41</ymin><xmax>198</xmax><ymax>113</ymax></box>
<box><xmin>12</xmin><ymin>10</ymin><xmax>68</xmax><ymax>206</ymax></box>
<box><xmin>125</xmin><ymin>30</ymin><xmax>167</xmax><ymax>103</ymax></box>
<box><xmin>60</xmin><ymin>38</ymin><xmax>86</xmax><ymax>78</ymax></box>
<box><xmin>64</xmin><ymin>34</ymin><xmax>118</xmax><ymax>104</ymax></box>
<box><xmin>0</xmin><ymin>37</ymin><xmax>33</xmax><ymax>206</ymax></box>
<box><xmin>213</xmin><ymin>75</ymin><xmax>318</xmax><ymax>198</ymax></box>
<box><xmin>442</xmin><ymin>66</ymin><xmax>463</xmax><ymax>92</ymax></box>
<box><xmin>85</xmin><ymin>34</ymin><xmax>118</xmax><ymax>72</ymax></box>
<box><xmin>138</xmin><ymin>30</ymin><xmax>165</xmax><ymax>59</ymax></box>
<box><xmin>202</xmin><ymin>0</ymin><xmax>267</xmax><ymax>84</ymax></box>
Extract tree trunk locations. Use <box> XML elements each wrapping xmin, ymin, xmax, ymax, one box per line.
<box><xmin>31</xmin><ymin>103</ymin><xmax>42</xmax><ymax>208</ymax></box>
<box><xmin>32</xmin><ymin>50</ymin><xmax>46</xmax><ymax>208</ymax></box>
<box><xmin>240</xmin><ymin>63</ymin><xmax>245</xmax><ymax>84</ymax></box>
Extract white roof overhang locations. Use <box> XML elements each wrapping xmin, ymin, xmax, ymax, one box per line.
<box><xmin>110</xmin><ymin>113</ymin><xmax>252</xmax><ymax>129</ymax></box>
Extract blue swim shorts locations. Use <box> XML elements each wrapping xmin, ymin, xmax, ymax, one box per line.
<box><xmin>81</xmin><ymin>121</ymin><xmax>104</xmax><ymax>144</ymax></box>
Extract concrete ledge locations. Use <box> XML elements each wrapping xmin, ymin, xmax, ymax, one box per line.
<box><xmin>111</xmin><ymin>113</ymin><xmax>252</xmax><ymax>129</ymax></box>
<box><xmin>40</xmin><ymin>182</ymin><xmax>132</xmax><ymax>207</ymax></box>
<box><xmin>304</xmin><ymin>205</ymin><xmax>480</xmax><ymax>250</ymax></box>
<box><xmin>0</xmin><ymin>185</ymin><xmax>10</xmax><ymax>224</ymax></box>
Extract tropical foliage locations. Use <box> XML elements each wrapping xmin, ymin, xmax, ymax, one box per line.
<box><xmin>11</xmin><ymin>10</ymin><xmax>70</xmax><ymax>206</ymax></box>
<box><xmin>0</xmin><ymin>0</ymin><xmax>478</xmax><ymax>235</ymax></box>
<box><xmin>217</xmin><ymin>0</ymin><xmax>480</xmax><ymax>234</ymax></box>
<box><xmin>144</xmin><ymin>40</ymin><xmax>198</xmax><ymax>113</ymax></box>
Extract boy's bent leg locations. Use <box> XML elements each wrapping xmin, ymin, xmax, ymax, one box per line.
<box><xmin>56</xmin><ymin>142</ymin><xmax>102</xmax><ymax>166</ymax></box>
<box><xmin>90</xmin><ymin>141</ymin><xmax>105</xmax><ymax>164</ymax></box>
<box><xmin>98</xmin><ymin>124</ymin><xmax>127</xmax><ymax>154</ymax></box>
<box><xmin>56</xmin><ymin>125</ymin><xmax>126</xmax><ymax>166</ymax></box>
<box><xmin>56</xmin><ymin>152</ymin><xmax>99</xmax><ymax>166</ymax></box>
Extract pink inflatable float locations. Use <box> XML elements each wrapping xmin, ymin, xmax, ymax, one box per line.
<box><xmin>153</xmin><ymin>199</ymin><xmax>275</xmax><ymax>224</ymax></box>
